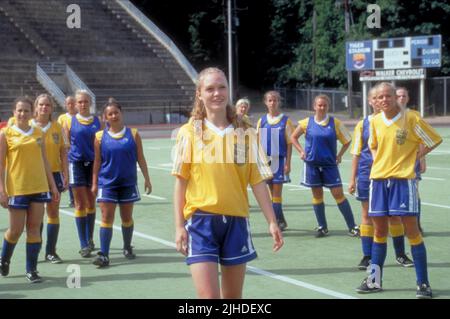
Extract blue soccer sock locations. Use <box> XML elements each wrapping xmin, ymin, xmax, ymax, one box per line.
<box><xmin>272</xmin><ymin>197</ymin><xmax>282</xmax><ymax>221</ymax></box>
<box><xmin>389</xmin><ymin>223</ymin><xmax>405</xmax><ymax>257</ymax></box>
<box><xmin>26</xmin><ymin>237</ymin><xmax>42</xmax><ymax>273</ymax></box>
<box><xmin>75</xmin><ymin>210</ymin><xmax>88</xmax><ymax>249</ymax></box>
<box><xmin>312</xmin><ymin>197</ymin><xmax>327</xmax><ymax>229</ymax></box>
<box><xmin>1</xmin><ymin>235</ymin><xmax>18</xmax><ymax>262</ymax></box>
<box><xmin>370</xmin><ymin>237</ymin><xmax>387</xmax><ymax>284</ymax></box>
<box><xmin>122</xmin><ymin>221</ymin><xmax>134</xmax><ymax>249</ymax></box>
<box><xmin>46</xmin><ymin>217</ymin><xmax>60</xmax><ymax>255</ymax></box>
<box><xmin>336</xmin><ymin>197</ymin><xmax>356</xmax><ymax>229</ymax></box>
<box><xmin>100</xmin><ymin>223</ymin><xmax>113</xmax><ymax>257</ymax></box>
<box><xmin>409</xmin><ymin>235</ymin><xmax>429</xmax><ymax>285</ymax></box>
<box><xmin>86</xmin><ymin>209</ymin><xmax>96</xmax><ymax>244</ymax></box>
<box><xmin>360</xmin><ymin>224</ymin><xmax>374</xmax><ymax>257</ymax></box>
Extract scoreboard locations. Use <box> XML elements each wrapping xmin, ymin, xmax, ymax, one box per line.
<box><xmin>346</xmin><ymin>35</ymin><xmax>441</xmax><ymax>71</ymax></box>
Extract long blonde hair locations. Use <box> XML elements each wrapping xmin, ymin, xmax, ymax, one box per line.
<box><xmin>190</xmin><ymin>67</ymin><xmax>244</xmax><ymax>128</ymax></box>
<box><xmin>34</xmin><ymin>93</ymin><xmax>55</xmax><ymax>120</ymax></box>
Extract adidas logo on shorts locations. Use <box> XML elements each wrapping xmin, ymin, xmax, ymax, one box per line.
<box><xmin>400</xmin><ymin>203</ymin><xmax>407</xmax><ymax>208</ymax></box>
<box><xmin>241</xmin><ymin>246</ymin><xmax>248</xmax><ymax>253</ymax></box>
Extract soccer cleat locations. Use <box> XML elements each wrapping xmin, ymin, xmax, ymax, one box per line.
<box><xmin>416</xmin><ymin>283</ymin><xmax>432</xmax><ymax>299</ymax></box>
<box><xmin>357</xmin><ymin>256</ymin><xmax>371</xmax><ymax>270</ymax></box>
<box><xmin>315</xmin><ymin>226</ymin><xmax>329</xmax><ymax>238</ymax></box>
<box><xmin>348</xmin><ymin>226</ymin><xmax>360</xmax><ymax>237</ymax></box>
<box><xmin>396</xmin><ymin>254</ymin><xmax>414</xmax><ymax>268</ymax></box>
<box><xmin>356</xmin><ymin>277</ymin><xmax>382</xmax><ymax>294</ymax></box>
<box><xmin>93</xmin><ymin>252</ymin><xmax>110</xmax><ymax>268</ymax></box>
<box><xmin>123</xmin><ymin>247</ymin><xmax>136</xmax><ymax>260</ymax></box>
<box><xmin>88</xmin><ymin>240</ymin><xmax>96</xmax><ymax>251</ymax></box>
<box><xmin>0</xmin><ymin>258</ymin><xmax>10</xmax><ymax>276</ymax></box>
<box><xmin>79</xmin><ymin>247</ymin><xmax>92</xmax><ymax>258</ymax></box>
<box><xmin>277</xmin><ymin>218</ymin><xmax>288</xmax><ymax>232</ymax></box>
<box><xmin>26</xmin><ymin>271</ymin><xmax>42</xmax><ymax>283</ymax></box>
<box><xmin>45</xmin><ymin>253</ymin><xmax>63</xmax><ymax>264</ymax></box>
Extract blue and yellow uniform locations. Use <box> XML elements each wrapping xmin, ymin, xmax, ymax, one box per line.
<box><xmin>256</xmin><ymin>114</ymin><xmax>293</xmax><ymax>184</ymax></box>
<box><xmin>95</xmin><ymin>127</ymin><xmax>140</xmax><ymax>259</ymax></box>
<box><xmin>1</xmin><ymin>125</ymin><xmax>51</xmax><ymax>275</ymax></box>
<box><xmin>367</xmin><ymin>109</ymin><xmax>442</xmax><ymax>289</ymax></box>
<box><xmin>257</xmin><ymin>114</ymin><xmax>293</xmax><ymax>228</ymax></box>
<box><xmin>352</xmin><ymin>115</ymin><xmax>410</xmax><ymax>264</ymax></box>
<box><xmin>31</xmin><ymin>119</ymin><xmax>68</xmax><ymax>258</ymax></box>
<box><xmin>299</xmin><ymin>115</ymin><xmax>351</xmax><ymax>187</ymax></box>
<box><xmin>96</xmin><ymin>127</ymin><xmax>140</xmax><ymax>203</ymax></box>
<box><xmin>298</xmin><ymin>115</ymin><xmax>356</xmax><ymax>234</ymax></box>
<box><xmin>172</xmin><ymin>119</ymin><xmax>272</xmax><ymax>265</ymax></box>
<box><xmin>351</xmin><ymin>116</ymin><xmax>373</xmax><ymax>201</ymax></box>
<box><xmin>66</xmin><ymin>113</ymin><xmax>101</xmax><ymax>251</ymax></box>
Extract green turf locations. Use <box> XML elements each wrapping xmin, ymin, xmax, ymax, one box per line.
<box><xmin>0</xmin><ymin>127</ymin><xmax>449</xmax><ymax>299</ymax></box>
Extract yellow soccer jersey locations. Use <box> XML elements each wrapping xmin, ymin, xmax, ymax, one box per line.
<box><xmin>256</xmin><ymin>114</ymin><xmax>295</xmax><ymax>145</ymax></box>
<box><xmin>351</xmin><ymin>119</ymin><xmax>364</xmax><ymax>156</ymax></box>
<box><xmin>298</xmin><ymin>116</ymin><xmax>351</xmax><ymax>145</ymax></box>
<box><xmin>172</xmin><ymin>120</ymin><xmax>272</xmax><ymax>219</ymax></box>
<box><xmin>7</xmin><ymin>117</ymin><xmax>16</xmax><ymax>127</ymax></box>
<box><xmin>31</xmin><ymin>120</ymin><xmax>68</xmax><ymax>172</ymax></box>
<box><xmin>2</xmin><ymin>126</ymin><xmax>49</xmax><ymax>196</ymax></box>
<box><xmin>57</xmin><ymin>113</ymin><xmax>72</xmax><ymax>127</ymax></box>
<box><xmin>369</xmin><ymin>110</ymin><xmax>442</xmax><ymax>179</ymax></box>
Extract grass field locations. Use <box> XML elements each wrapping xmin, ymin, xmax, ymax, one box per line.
<box><xmin>0</xmin><ymin>127</ymin><xmax>449</xmax><ymax>299</ymax></box>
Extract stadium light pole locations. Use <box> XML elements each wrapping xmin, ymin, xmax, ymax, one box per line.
<box><xmin>227</xmin><ymin>0</ymin><xmax>234</xmax><ymax>105</ymax></box>
<box><xmin>344</xmin><ymin>0</ymin><xmax>353</xmax><ymax>118</ymax></box>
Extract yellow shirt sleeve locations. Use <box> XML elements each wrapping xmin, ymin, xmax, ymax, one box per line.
<box><xmin>368</xmin><ymin>115</ymin><xmax>378</xmax><ymax>150</ymax></box>
<box><xmin>334</xmin><ymin>118</ymin><xmax>351</xmax><ymax>145</ymax></box>
<box><xmin>412</xmin><ymin>116</ymin><xmax>443</xmax><ymax>148</ymax></box>
<box><xmin>256</xmin><ymin>118</ymin><xmax>262</xmax><ymax>133</ymax></box>
<box><xmin>171</xmin><ymin>124</ymin><xmax>192</xmax><ymax>180</ymax></box>
<box><xmin>285</xmin><ymin>118</ymin><xmax>295</xmax><ymax>145</ymax></box>
<box><xmin>95</xmin><ymin>130</ymin><xmax>104</xmax><ymax>143</ymax></box>
<box><xmin>350</xmin><ymin>120</ymin><xmax>364</xmax><ymax>156</ymax></box>
<box><xmin>298</xmin><ymin>118</ymin><xmax>309</xmax><ymax>133</ymax></box>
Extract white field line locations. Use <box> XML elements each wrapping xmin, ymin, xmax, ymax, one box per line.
<box><xmin>143</xmin><ymin>194</ymin><xmax>167</xmax><ymax>200</ymax></box>
<box><xmin>59</xmin><ymin>209</ymin><xmax>357</xmax><ymax>299</ymax></box>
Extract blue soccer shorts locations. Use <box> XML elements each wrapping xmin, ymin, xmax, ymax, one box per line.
<box><xmin>301</xmin><ymin>162</ymin><xmax>342</xmax><ymax>188</ymax></box>
<box><xmin>97</xmin><ymin>185</ymin><xmax>141</xmax><ymax>204</ymax></box>
<box><xmin>267</xmin><ymin>156</ymin><xmax>289</xmax><ymax>184</ymax></box>
<box><xmin>369</xmin><ymin>179</ymin><xmax>419</xmax><ymax>217</ymax></box>
<box><xmin>9</xmin><ymin>192</ymin><xmax>52</xmax><ymax>209</ymax></box>
<box><xmin>356</xmin><ymin>177</ymin><xmax>370</xmax><ymax>202</ymax></box>
<box><xmin>53</xmin><ymin>172</ymin><xmax>65</xmax><ymax>193</ymax></box>
<box><xmin>185</xmin><ymin>211</ymin><xmax>257</xmax><ymax>266</ymax></box>
<box><xmin>69</xmin><ymin>161</ymin><xmax>93</xmax><ymax>187</ymax></box>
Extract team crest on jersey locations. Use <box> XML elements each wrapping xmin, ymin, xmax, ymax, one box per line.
<box><xmin>395</xmin><ymin>128</ymin><xmax>407</xmax><ymax>145</ymax></box>
<box><xmin>52</xmin><ymin>133</ymin><xmax>60</xmax><ymax>144</ymax></box>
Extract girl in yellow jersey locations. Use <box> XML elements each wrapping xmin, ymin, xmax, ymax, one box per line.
<box><xmin>235</xmin><ymin>98</ymin><xmax>253</xmax><ymax>127</ymax></box>
<box><xmin>0</xmin><ymin>97</ymin><xmax>59</xmax><ymax>283</ymax></box>
<box><xmin>172</xmin><ymin>67</ymin><xmax>283</xmax><ymax>299</ymax></box>
<box><xmin>355</xmin><ymin>82</ymin><xmax>442</xmax><ymax>299</ymax></box>
<box><xmin>32</xmin><ymin>94</ymin><xmax>69</xmax><ymax>264</ymax></box>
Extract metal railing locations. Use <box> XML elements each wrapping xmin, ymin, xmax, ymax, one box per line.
<box><xmin>36</xmin><ymin>64</ymin><xmax>65</xmax><ymax>107</ymax></box>
<box><xmin>115</xmin><ymin>0</ymin><xmax>197</xmax><ymax>84</ymax></box>
<box><xmin>275</xmin><ymin>86</ymin><xmax>363</xmax><ymax>116</ymax></box>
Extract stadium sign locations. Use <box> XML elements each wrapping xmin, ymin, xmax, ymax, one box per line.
<box><xmin>346</xmin><ymin>35</ymin><xmax>441</xmax><ymax>71</ymax></box>
<box><xmin>359</xmin><ymin>68</ymin><xmax>426</xmax><ymax>81</ymax></box>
